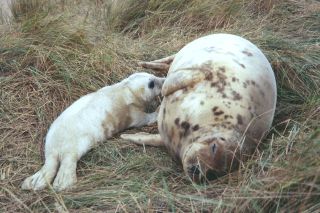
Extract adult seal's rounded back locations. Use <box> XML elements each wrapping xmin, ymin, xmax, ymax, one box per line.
<box><xmin>122</xmin><ymin>33</ymin><xmax>277</xmax><ymax>182</ymax></box>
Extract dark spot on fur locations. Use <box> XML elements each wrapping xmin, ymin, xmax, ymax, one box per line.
<box><xmin>180</xmin><ymin>121</ymin><xmax>191</xmax><ymax>137</ymax></box>
<box><xmin>242</xmin><ymin>50</ymin><xmax>253</xmax><ymax>56</ymax></box>
<box><xmin>200</xmin><ymin>101</ymin><xmax>204</xmax><ymax>105</ymax></box>
<box><xmin>232</xmin><ymin>77</ymin><xmax>236</xmax><ymax>82</ymax></box>
<box><xmin>175</xmin><ymin>118</ymin><xmax>180</xmax><ymax>126</ymax></box>
<box><xmin>214</xmin><ymin>110</ymin><xmax>224</xmax><ymax>116</ymax></box>
<box><xmin>181</xmin><ymin>121</ymin><xmax>190</xmax><ymax>131</ymax></box>
<box><xmin>205</xmin><ymin>72</ymin><xmax>213</xmax><ymax>81</ymax></box>
<box><xmin>248</xmin><ymin>106</ymin><xmax>252</xmax><ymax>110</ymax></box>
<box><xmin>222</xmin><ymin>94</ymin><xmax>227</xmax><ymax>98</ymax></box>
<box><xmin>211</xmin><ymin>82</ymin><xmax>218</xmax><ymax>87</ymax></box>
<box><xmin>237</xmin><ymin>114</ymin><xmax>243</xmax><ymax>125</ymax></box>
<box><xmin>225</xmin><ymin>121</ymin><xmax>232</xmax><ymax>125</ymax></box>
<box><xmin>220</xmin><ymin>137</ymin><xmax>226</xmax><ymax>141</ymax></box>
<box><xmin>192</xmin><ymin>124</ymin><xmax>199</xmax><ymax>131</ymax></box>
<box><xmin>232</xmin><ymin>91</ymin><xmax>242</xmax><ymax>100</ymax></box>
<box><xmin>233</xmin><ymin>59</ymin><xmax>246</xmax><ymax>69</ymax></box>
<box><xmin>219</xmin><ymin>67</ymin><xmax>226</xmax><ymax>73</ymax></box>
<box><xmin>212</xmin><ymin>106</ymin><xmax>218</xmax><ymax>112</ymax></box>
<box><xmin>209</xmin><ymin>70</ymin><xmax>227</xmax><ymax>93</ymax></box>
<box><xmin>243</xmin><ymin>82</ymin><xmax>248</xmax><ymax>88</ymax></box>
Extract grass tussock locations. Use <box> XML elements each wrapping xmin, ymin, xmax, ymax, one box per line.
<box><xmin>1</xmin><ymin>0</ymin><xmax>319</xmax><ymax>212</ymax></box>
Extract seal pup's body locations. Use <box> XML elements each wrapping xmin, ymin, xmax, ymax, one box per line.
<box><xmin>22</xmin><ymin>72</ymin><xmax>165</xmax><ymax>191</ymax></box>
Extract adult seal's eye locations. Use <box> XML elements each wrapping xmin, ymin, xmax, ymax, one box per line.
<box><xmin>148</xmin><ymin>80</ymin><xmax>155</xmax><ymax>89</ymax></box>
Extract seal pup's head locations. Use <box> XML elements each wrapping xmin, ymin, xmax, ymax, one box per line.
<box><xmin>126</xmin><ymin>72</ymin><xmax>165</xmax><ymax>102</ymax></box>
<box><xmin>181</xmin><ymin>133</ymin><xmax>242</xmax><ymax>183</ymax></box>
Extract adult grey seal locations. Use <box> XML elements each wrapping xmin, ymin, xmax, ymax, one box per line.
<box><xmin>121</xmin><ymin>33</ymin><xmax>277</xmax><ymax>182</ymax></box>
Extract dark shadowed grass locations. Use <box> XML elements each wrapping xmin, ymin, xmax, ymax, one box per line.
<box><xmin>1</xmin><ymin>0</ymin><xmax>319</xmax><ymax>212</ymax></box>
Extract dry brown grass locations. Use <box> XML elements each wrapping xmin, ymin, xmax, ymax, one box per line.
<box><xmin>1</xmin><ymin>0</ymin><xmax>319</xmax><ymax>212</ymax></box>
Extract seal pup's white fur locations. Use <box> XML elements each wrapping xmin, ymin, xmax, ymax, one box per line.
<box><xmin>21</xmin><ymin>72</ymin><xmax>165</xmax><ymax>191</ymax></box>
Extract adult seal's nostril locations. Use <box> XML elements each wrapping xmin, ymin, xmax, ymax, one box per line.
<box><xmin>188</xmin><ymin>165</ymin><xmax>201</xmax><ymax>176</ymax></box>
<box><xmin>188</xmin><ymin>164</ymin><xmax>204</xmax><ymax>183</ymax></box>
<box><xmin>205</xmin><ymin>169</ymin><xmax>223</xmax><ymax>181</ymax></box>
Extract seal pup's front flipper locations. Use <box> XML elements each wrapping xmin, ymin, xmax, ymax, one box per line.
<box><xmin>121</xmin><ymin>132</ymin><xmax>164</xmax><ymax>147</ymax></box>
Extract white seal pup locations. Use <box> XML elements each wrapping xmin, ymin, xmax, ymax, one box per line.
<box><xmin>21</xmin><ymin>72</ymin><xmax>165</xmax><ymax>191</ymax></box>
<box><xmin>121</xmin><ymin>34</ymin><xmax>277</xmax><ymax>182</ymax></box>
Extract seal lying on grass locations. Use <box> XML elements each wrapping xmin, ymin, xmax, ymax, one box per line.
<box><xmin>21</xmin><ymin>72</ymin><xmax>165</xmax><ymax>191</ymax></box>
<box><xmin>121</xmin><ymin>34</ymin><xmax>277</xmax><ymax>182</ymax></box>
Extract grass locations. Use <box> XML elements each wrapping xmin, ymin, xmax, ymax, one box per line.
<box><xmin>0</xmin><ymin>0</ymin><xmax>319</xmax><ymax>212</ymax></box>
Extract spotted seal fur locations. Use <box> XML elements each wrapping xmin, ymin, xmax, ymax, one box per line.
<box><xmin>121</xmin><ymin>33</ymin><xmax>277</xmax><ymax>182</ymax></box>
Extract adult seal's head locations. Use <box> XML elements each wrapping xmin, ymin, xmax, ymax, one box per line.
<box><xmin>157</xmin><ymin>33</ymin><xmax>276</xmax><ymax>182</ymax></box>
